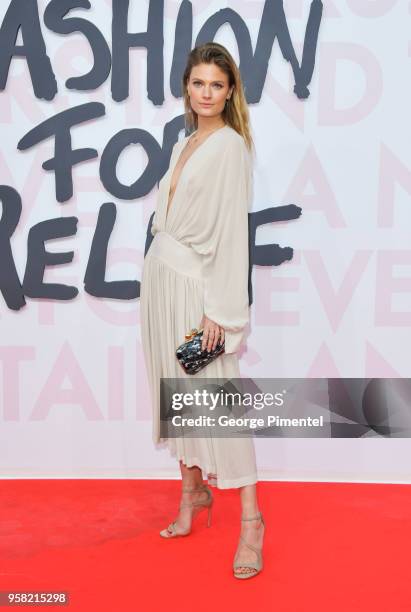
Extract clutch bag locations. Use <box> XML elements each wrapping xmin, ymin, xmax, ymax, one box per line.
<box><xmin>176</xmin><ymin>327</ymin><xmax>225</xmax><ymax>375</ymax></box>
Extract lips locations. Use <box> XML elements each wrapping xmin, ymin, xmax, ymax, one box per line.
<box><xmin>200</xmin><ymin>103</ymin><xmax>213</xmax><ymax>107</ymax></box>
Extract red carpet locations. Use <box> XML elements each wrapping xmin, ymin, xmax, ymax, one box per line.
<box><xmin>0</xmin><ymin>480</ymin><xmax>410</xmax><ymax>611</ymax></box>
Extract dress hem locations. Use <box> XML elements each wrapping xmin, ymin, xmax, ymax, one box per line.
<box><xmin>161</xmin><ymin>440</ymin><xmax>258</xmax><ymax>490</ymax></box>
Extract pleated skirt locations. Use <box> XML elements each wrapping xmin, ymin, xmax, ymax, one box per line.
<box><xmin>140</xmin><ymin>231</ymin><xmax>258</xmax><ymax>489</ymax></box>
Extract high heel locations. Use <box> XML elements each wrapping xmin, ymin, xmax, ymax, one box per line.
<box><xmin>233</xmin><ymin>512</ymin><xmax>265</xmax><ymax>579</ymax></box>
<box><xmin>159</xmin><ymin>483</ymin><xmax>214</xmax><ymax>538</ymax></box>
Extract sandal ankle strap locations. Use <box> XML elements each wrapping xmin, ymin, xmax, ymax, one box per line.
<box><xmin>179</xmin><ymin>484</ymin><xmax>213</xmax><ymax>509</ymax></box>
<box><xmin>241</xmin><ymin>511</ymin><xmax>264</xmax><ymax>523</ymax></box>
<box><xmin>182</xmin><ymin>483</ymin><xmax>208</xmax><ymax>493</ymax></box>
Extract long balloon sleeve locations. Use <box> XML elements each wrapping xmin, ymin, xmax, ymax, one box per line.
<box><xmin>195</xmin><ymin>134</ymin><xmax>252</xmax><ymax>353</ymax></box>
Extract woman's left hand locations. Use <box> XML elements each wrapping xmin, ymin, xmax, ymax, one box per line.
<box><xmin>200</xmin><ymin>314</ymin><xmax>225</xmax><ymax>352</ymax></box>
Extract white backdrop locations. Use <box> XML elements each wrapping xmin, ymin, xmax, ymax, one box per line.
<box><xmin>1</xmin><ymin>0</ymin><xmax>410</xmax><ymax>482</ymax></box>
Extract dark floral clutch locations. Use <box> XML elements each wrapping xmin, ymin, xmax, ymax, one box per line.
<box><xmin>176</xmin><ymin>327</ymin><xmax>225</xmax><ymax>375</ymax></box>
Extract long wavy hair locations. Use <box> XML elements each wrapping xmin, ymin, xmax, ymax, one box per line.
<box><xmin>182</xmin><ymin>42</ymin><xmax>254</xmax><ymax>154</ymax></box>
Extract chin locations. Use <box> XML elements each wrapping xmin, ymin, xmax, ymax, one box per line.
<box><xmin>197</xmin><ymin>108</ymin><xmax>220</xmax><ymax>117</ymax></box>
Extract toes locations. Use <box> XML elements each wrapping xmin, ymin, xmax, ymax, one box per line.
<box><xmin>235</xmin><ymin>566</ymin><xmax>256</xmax><ymax>575</ymax></box>
<box><xmin>160</xmin><ymin>524</ymin><xmax>175</xmax><ymax>537</ymax></box>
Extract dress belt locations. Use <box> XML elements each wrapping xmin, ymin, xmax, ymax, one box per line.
<box><xmin>148</xmin><ymin>231</ymin><xmax>203</xmax><ymax>280</ymax></box>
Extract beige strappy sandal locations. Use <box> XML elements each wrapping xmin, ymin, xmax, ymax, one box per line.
<box><xmin>159</xmin><ymin>483</ymin><xmax>214</xmax><ymax>538</ymax></box>
<box><xmin>233</xmin><ymin>512</ymin><xmax>265</xmax><ymax>579</ymax></box>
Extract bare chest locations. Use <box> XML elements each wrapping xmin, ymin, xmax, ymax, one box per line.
<box><xmin>167</xmin><ymin>141</ymin><xmax>203</xmax><ymax>212</ymax></box>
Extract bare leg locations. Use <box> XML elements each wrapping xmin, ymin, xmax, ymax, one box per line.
<box><xmin>179</xmin><ymin>460</ymin><xmax>203</xmax><ymax>490</ymax></box>
<box><xmin>233</xmin><ymin>483</ymin><xmax>265</xmax><ymax>575</ymax></box>
<box><xmin>160</xmin><ymin>460</ymin><xmax>210</xmax><ymax>536</ymax></box>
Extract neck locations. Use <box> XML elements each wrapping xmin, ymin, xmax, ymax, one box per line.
<box><xmin>196</xmin><ymin>117</ymin><xmax>226</xmax><ymax>135</ymax></box>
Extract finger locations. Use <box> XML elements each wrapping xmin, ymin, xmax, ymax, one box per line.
<box><xmin>201</xmin><ymin>330</ymin><xmax>208</xmax><ymax>352</ymax></box>
<box><xmin>212</xmin><ymin>328</ymin><xmax>221</xmax><ymax>351</ymax></box>
<box><xmin>206</xmin><ymin>329</ymin><xmax>214</xmax><ymax>352</ymax></box>
<box><xmin>207</xmin><ymin>328</ymin><xmax>215</xmax><ymax>352</ymax></box>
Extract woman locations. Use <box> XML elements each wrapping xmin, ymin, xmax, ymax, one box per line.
<box><xmin>140</xmin><ymin>42</ymin><xmax>265</xmax><ymax>579</ymax></box>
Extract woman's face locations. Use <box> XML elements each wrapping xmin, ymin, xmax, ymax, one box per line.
<box><xmin>187</xmin><ymin>62</ymin><xmax>233</xmax><ymax>120</ymax></box>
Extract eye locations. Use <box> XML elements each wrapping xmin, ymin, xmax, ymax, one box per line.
<box><xmin>192</xmin><ymin>81</ymin><xmax>224</xmax><ymax>88</ymax></box>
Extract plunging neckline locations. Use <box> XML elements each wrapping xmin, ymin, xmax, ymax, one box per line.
<box><xmin>165</xmin><ymin>124</ymin><xmax>228</xmax><ymax>223</ymax></box>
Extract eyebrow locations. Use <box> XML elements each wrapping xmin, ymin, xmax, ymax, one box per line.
<box><xmin>191</xmin><ymin>78</ymin><xmax>225</xmax><ymax>84</ymax></box>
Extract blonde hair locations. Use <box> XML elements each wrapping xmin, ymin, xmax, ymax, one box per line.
<box><xmin>182</xmin><ymin>42</ymin><xmax>254</xmax><ymax>155</ymax></box>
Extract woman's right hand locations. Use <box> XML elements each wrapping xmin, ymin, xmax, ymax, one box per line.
<box><xmin>200</xmin><ymin>314</ymin><xmax>225</xmax><ymax>352</ymax></box>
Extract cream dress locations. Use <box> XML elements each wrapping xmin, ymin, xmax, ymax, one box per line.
<box><xmin>140</xmin><ymin>124</ymin><xmax>258</xmax><ymax>489</ymax></box>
